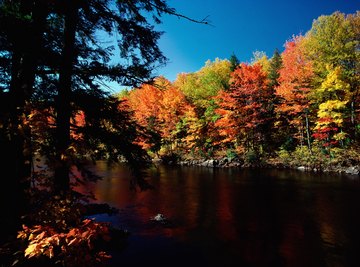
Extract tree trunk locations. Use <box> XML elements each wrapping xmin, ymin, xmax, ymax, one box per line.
<box><xmin>1</xmin><ymin>0</ymin><xmax>47</xmax><ymax>236</ymax></box>
<box><xmin>54</xmin><ymin>1</ymin><xmax>78</xmax><ymax>193</ymax></box>
<box><xmin>305</xmin><ymin>111</ymin><xmax>312</xmax><ymax>153</ymax></box>
<box><xmin>299</xmin><ymin>123</ymin><xmax>304</xmax><ymax>148</ymax></box>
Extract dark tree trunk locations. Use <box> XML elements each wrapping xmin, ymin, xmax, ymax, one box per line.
<box><xmin>305</xmin><ymin>110</ymin><xmax>312</xmax><ymax>153</ymax></box>
<box><xmin>0</xmin><ymin>0</ymin><xmax>47</xmax><ymax>237</ymax></box>
<box><xmin>54</xmin><ymin>1</ymin><xmax>78</xmax><ymax>193</ymax></box>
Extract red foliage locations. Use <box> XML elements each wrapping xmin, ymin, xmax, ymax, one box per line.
<box><xmin>215</xmin><ymin>63</ymin><xmax>271</xmax><ymax>148</ymax></box>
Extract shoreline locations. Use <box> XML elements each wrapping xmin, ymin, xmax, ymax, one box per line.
<box><xmin>152</xmin><ymin>157</ymin><xmax>360</xmax><ymax>176</ymax></box>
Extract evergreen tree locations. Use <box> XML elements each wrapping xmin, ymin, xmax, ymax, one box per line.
<box><xmin>0</xmin><ymin>0</ymin><xmax>49</xmax><ymax>235</ymax></box>
<box><xmin>229</xmin><ymin>52</ymin><xmax>240</xmax><ymax>71</ymax></box>
<box><xmin>0</xmin><ymin>0</ymin><xmax>207</xmax><ymax>236</ymax></box>
<box><xmin>263</xmin><ymin>49</ymin><xmax>282</xmax><ymax>152</ymax></box>
<box><xmin>268</xmin><ymin>48</ymin><xmax>282</xmax><ymax>88</ymax></box>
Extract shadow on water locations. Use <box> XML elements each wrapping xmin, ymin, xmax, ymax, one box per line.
<box><xmin>77</xmin><ymin>162</ymin><xmax>360</xmax><ymax>267</ymax></box>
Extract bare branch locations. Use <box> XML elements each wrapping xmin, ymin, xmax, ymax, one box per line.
<box><xmin>150</xmin><ymin>3</ymin><xmax>213</xmax><ymax>26</ymax></box>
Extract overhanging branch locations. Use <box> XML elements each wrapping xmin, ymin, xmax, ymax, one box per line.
<box><xmin>150</xmin><ymin>3</ymin><xmax>212</xmax><ymax>26</ymax></box>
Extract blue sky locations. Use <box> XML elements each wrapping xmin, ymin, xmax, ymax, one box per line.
<box><xmin>153</xmin><ymin>0</ymin><xmax>360</xmax><ymax>82</ymax></box>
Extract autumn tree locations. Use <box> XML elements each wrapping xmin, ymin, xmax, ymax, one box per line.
<box><xmin>312</xmin><ymin>66</ymin><xmax>350</xmax><ymax>148</ymax></box>
<box><xmin>215</xmin><ymin>63</ymin><xmax>272</xmax><ymax>158</ymax></box>
<box><xmin>160</xmin><ymin>85</ymin><xmax>196</xmax><ymax>151</ymax></box>
<box><xmin>304</xmin><ymin>12</ymin><xmax>360</xmax><ymax>140</ymax></box>
<box><xmin>275</xmin><ymin>36</ymin><xmax>314</xmax><ymax>151</ymax></box>
<box><xmin>348</xmin><ymin>12</ymin><xmax>360</xmax><ymax>134</ymax></box>
<box><xmin>125</xmin><ymin>80</ymin><xmax>164</xmax><ymax>152</ymax></box>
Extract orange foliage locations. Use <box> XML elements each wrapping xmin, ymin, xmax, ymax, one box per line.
<box><xmin>71</xmin><ymin>111</ymin><xmax>86</xmax><ymax>140</ymax></box>
<box><xmin>214</xmin><ymin>90</ymin><xmax>238</xmax><ymax>144</ymax></box>
<box><xmin>18</xmin><ymin>219</ymin><xmax>112</xmax><ymax>266</ymax></box>
<box><xmin>125</xmin><ymin>77</ymin><xmax>195</xmax><ymax>150</ymax></box>
<box><xmin>28</xmin><ymin>107</ymin><xmax>86</xmax><ymax>141</ymax></box>
<box><xmin>215</xmin><ymin>63</ymin><xmax>271</xmax><ymax>148</ymax></box>
<box><xmin>275</xmin><ymin>36</ymin><xmax>314</xmax><ymax>121</ymax></box>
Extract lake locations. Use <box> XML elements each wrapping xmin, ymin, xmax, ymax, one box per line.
<box><xmin>78</xmin><ymin>161</ymin><xmax>360</xmax><ymax>267</ymax></box>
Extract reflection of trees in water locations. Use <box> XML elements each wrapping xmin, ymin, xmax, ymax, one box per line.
<box><xmin>78</xmin><ymin>165</ymin><xmax>360</xmax><ymax>267</ymax></box>
<box><xmin>315</xmin><ymin>187</ymin><xmax>346</xmax><ymax>267</ymax></box>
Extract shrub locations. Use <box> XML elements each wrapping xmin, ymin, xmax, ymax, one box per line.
<box><xmin>276</xmin><ymin>148</ymin><xmax>292</xmax><ymax>166</ymax></box>
<box><xmin>244</xmin><ymin>150</ymin><xmax>260</xmax><ymax>166</ymax></box>
<box><xmin>226</xmin><ymin>149</ymin><xmax>238</xmax><ymax>160</ymax></box>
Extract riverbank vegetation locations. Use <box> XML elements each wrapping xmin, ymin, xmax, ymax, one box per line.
<box><xmin>120</xmin><ymin>11</ymin><xmax>360</xmax><ymax>174</ymax></box>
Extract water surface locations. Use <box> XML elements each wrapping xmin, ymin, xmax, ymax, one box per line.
<box><xmin>78</xmin><ymin>162</ymin><xmax>360</xmax><ymax>267</ymax></box>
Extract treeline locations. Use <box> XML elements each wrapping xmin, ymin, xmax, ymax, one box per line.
<box><xmin>121</xmin><ymin>11</ymin><xmax>360</xmax><ymax>169</ymax></box>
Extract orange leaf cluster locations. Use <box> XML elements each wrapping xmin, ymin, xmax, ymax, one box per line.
<box><xmin>125</xmin><ymin>77</ymin><xmax>195</xmax><ymax>149</ymax></box>
<box><xmin>18</xmin><ymin>219</ymin><xmax>112</xmax><ymax>266</ymax></box>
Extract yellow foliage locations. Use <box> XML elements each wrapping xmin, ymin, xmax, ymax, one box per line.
<box><xmin>333</xmin><ymin>131</ymin><xmax>347</xmax><ymax>141</ymax></box>
<box><xmin>315</xmin><ymin>100</ymin><xmax>347</xmax><ymax>129</ymax></box>
<box><xmin>24</xmin><ymin>243</ymin><xmax>39</xmax><ymax>258</ymax></box>
<box><xmin>318</xmin><ymin>66</ymin><xmax>351</xmax><ymax>95</ymax></box>
<box><xmin>317</xmin><ymin>100</ymin><xmax>348</xmax><ymax>116</ymax></box>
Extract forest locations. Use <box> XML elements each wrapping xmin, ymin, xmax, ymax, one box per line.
<box><xmin>120</xmin><ymin>11</ymin><xmax>360</xmax><ymax>172</ymax></box>
<box><xmin>0</xmin><ymin>0</ymin><xmax>359</xmax><ymax>265</ymax></box>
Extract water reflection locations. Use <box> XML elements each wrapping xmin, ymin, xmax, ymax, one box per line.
<box><xmin>77</xmin><ymin>162</ymin><xmax>360</xmax><ymax>267</ymax></box>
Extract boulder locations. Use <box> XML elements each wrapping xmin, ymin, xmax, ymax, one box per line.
<box><xmin>344</xmin><ymin>166</ymin><xmax>359</xmax><ymax>175</ymax></box>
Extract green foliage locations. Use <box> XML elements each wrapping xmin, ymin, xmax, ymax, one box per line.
<box><xmin>278</xmin><ymin>144</ymin><xmax>360</xmax><ymax>172</ymax></box>
<box><xmin>276</xmin><ymin>148</ymin><xmax>292</xmax><ymax>166</ymax></box>
<box><xmin>229</xmin><ymin>53</ymin><xmax>240</xmax><ymax>71</ymax></box>
<box><xmin>113</xmin><ymin>89</ymin><xmax>130</xmax><ymax>99</ymax></box>
<box><xmin>175</xmin><ymin>58</ymin><xmax>232</xmax><ymax>109</ymax></box>
<box><xmin>226</xmin><ymin>149</ymin><xmax>238</xmax><ymax>160</ymax></box>
<box><xmin>204</xmin><ymin>99</ymin><xmax>220</xmax><ymax>123</ymax></box>
<box><xmin>244</xmin><ymin>150</ymin><xmax>260</xmax><ymax>165</ymax></box>
<box><xmin>268</xmin><ymin>49</ymin><xmax>282</xmax><ymax>88</ymax></box>
<box><xmin>277</xmin><ymin>146</ymin><xmax>329</xmax><ymax>170</ymax></box>
<box><xmin>326</xmin><ymin>147</ymin><xmax>360</xmax><ymax>167</ymax></box>
<box><xmin>304</xmin><ymin>12</ymin><xmax>359</xmax><ymax>77</ymax></box>
<box><xmin>282</xmin><ymin>137</ymin><xmax>296</xmax><ymax>151</ymax></box>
